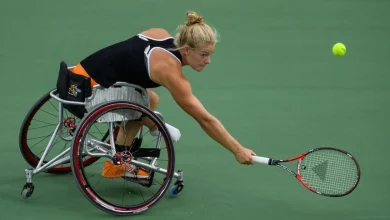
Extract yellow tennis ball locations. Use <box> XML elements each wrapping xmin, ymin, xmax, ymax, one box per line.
<box><xmin>332</xmin><ymin>43</ymin><xmax>346</xmax><ymax>56</ymax></box>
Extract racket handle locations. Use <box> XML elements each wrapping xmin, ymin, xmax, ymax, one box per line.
<box><xmin>252</xmin><ymin>156</ymin><xmax>271</xmax><ymax>165</ymax></box>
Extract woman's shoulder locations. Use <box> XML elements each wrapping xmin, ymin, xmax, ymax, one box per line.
<box><xmin>140</xmin><ymin>28</ymin><xmax>172</xmax><ymax>39</ymax></box>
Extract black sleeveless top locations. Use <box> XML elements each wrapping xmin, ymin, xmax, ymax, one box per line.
<box><xmin>80</xmin><ymin>34</ymin><xmax>182</xmax><ymax>88</ymax></box>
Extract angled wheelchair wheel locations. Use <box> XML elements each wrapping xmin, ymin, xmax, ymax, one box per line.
<box><xmin>19</xmin><ymin>90</ymin><xmax>106</xmax><ymax>174</ymax></box>
<box><xmin>70</xmin><ymin>100</ymin><xmax>175</xmax><ymax>216</ymax></box>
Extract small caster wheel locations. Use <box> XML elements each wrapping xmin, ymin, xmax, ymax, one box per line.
<box><xmin>169</xmin><ymin>186</ymin><xmax>179</xmax><ymax>197</ymax></box>
<box><xmin>169</xmin><ymin>181</ymin><xmax>184</xmax><ymax>197</ymax></box>
<box><xmin>21</xmin><ymin>183</ymin><xmax>35</xmax><ymax>199</ymax></box>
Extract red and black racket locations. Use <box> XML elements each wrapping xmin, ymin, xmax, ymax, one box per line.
<box><xmin>253</xmin><ymin>146</ymin><xmax>361</xmax><ymax>197</ymax></box>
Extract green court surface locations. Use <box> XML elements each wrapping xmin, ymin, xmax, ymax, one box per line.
<box><xmin>1</xmin><ymin>0</ymin><xmax>389</xmax><ymax>219</ymax></box>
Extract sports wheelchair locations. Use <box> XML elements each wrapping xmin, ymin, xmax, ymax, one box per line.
<box><xmin>19</xmin><ymin>61</ymin><xmax>184</xmax><ymax>215</ymax></box>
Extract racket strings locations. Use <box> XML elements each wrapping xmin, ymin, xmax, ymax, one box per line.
<box><xmin>299</xmin><ymin>149</ymin><xmax>359</xmax><ymax>196</ymax></box>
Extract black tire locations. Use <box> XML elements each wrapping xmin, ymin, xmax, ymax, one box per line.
<box><xmin>70</xmin><ymin>100</ymin><xmax>175</xmax><ymax>215</ymax></box>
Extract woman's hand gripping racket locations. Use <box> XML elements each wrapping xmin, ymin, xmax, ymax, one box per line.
<box><xmin>253</xmin><ymin>147</ymin><xmax>361</xmax><ymax>197</ymax></box>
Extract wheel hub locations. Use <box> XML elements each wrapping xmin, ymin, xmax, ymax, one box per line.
<box><xmin>63</xmin><ymin>117</ymin><xmax>76</xmax><ymax>135</ymax></box>
<box><xmin>113</xmin><ymin>151</ymin><xmax>133</xmax><ymax>165</ymax></box>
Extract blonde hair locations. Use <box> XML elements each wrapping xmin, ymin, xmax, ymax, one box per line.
<box><xmin>173</xmin><ymin>11</ymin><xmax>219</xmax><ymax>49</ymax></box>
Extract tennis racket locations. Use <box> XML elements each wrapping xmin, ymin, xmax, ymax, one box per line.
<box><xmin>253</xmin><ymin>146</ymin><xmax>361</xmax><ymax>197</ymax></box>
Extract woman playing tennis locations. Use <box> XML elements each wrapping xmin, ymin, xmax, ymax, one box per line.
<box><xmin>70</xmin><ymin>10</ymin><xmax>257</xmax><ymax>178</ymax></box>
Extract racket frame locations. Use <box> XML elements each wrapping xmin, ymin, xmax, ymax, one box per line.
<box><xmin>253</xmin><ymin>147</ymin><xmax>361</xmax><ymax>197</ymax></box>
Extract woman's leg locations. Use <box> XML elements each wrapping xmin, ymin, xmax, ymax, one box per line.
<box><xmin>115</xmin><ymin>88</ymin><xmax>159</xmax><ymax>146</ymax></box>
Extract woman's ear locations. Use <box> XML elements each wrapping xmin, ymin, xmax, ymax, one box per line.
<box><xmin>184</xmin><ymin>46</ymin><xmax>189</xmax><ymax>55</ymax></box>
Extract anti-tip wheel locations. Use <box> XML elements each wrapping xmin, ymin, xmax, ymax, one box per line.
<box><xmin>169</xmin><ymin>186</ymin><xmax>179</xmax><ymax>197</ymax></box>
<box><xmin>21</xmin><ymin>183</ymin><xmax>35</xmax><ymax>199</ymax></box>
<box><xmin>169</xmin><ymin>182</ymin><xmax>184</xmax><ymax>197</ymax></box>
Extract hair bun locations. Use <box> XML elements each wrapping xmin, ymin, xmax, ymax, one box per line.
<box><xmin>186</xmin><ymin>11</ymin><xmax>204</xmax><ymax>26</ymax></box>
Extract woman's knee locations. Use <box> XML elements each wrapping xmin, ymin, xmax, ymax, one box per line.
<box><xmin>147</xmin><ymin>89</ymin><xmax>159</xmax><ymax>110</ymax></box>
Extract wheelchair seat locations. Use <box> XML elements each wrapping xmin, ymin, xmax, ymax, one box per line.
<box><xmin>55</xmin><ymin>61</ymin><xmax>150</xmax><ymax>120</ymax></box>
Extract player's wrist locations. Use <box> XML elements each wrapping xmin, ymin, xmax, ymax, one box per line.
<box><xmin>230</xmin><ymin>143</ymin><xmax>244</xmax><ymax>154</ymax></box>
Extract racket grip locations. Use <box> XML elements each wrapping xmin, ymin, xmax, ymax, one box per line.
<box><xmin>252</xmin><ymin>156</ymin><xmax>271</xmax><ymax>165</ymax></box>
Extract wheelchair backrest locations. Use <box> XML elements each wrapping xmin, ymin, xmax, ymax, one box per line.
<box><xmin>56</xmin><ymin>61</ymin><xmax>92</xmax><ymax>102</ymax></box>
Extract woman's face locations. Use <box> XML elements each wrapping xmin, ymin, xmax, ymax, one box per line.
<box><xmin>184</xmin><ymin>43</ymin><xmax>215</xmax><ymax>72</ymax></box>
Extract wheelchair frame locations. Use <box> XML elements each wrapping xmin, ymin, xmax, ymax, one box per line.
<box><xmin>21</xmin><ymin>67</ymin><xmax>184</xmax><ymax>215</ymax></box>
